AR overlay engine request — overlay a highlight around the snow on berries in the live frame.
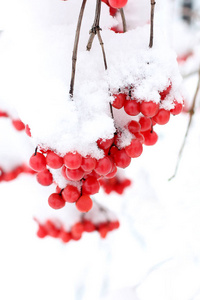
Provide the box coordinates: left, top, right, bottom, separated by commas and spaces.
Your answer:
0, 0, 184, 214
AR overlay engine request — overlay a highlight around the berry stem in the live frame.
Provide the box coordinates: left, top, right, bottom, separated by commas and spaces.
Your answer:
86, 0, 101, 51
169, 67, 200, 181
86, 0, 107, 70
119, 8, 127, 33
69, 0, 87, 98
86, 0, 113, 118
97, 30, 107, 70
34, 146, 38, 156
149, 0, 156, 48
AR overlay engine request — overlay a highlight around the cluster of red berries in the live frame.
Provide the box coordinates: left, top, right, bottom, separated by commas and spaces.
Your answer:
28, 83, 183, 213
100, 175, 131, 194
0, 110, 25, 132
111, 83, 183, 145
36, 218, 120, 242
0, 164, 35, 183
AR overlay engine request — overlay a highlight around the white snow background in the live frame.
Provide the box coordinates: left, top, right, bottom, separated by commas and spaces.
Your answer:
0, 0, 200, 300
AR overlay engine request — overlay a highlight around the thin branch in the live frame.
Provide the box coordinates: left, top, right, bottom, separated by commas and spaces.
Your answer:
69, 0, 87, 98
86, 0, 101, 51
119, 8, 127, 33
97, 30, 107, 70
169, 67, 200, 181
86, 0, 113, 119
149, 0, 156, 48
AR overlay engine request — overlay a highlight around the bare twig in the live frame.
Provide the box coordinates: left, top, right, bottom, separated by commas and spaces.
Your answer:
86, 0, 113, 119
119, 8, 127, 33
69, 0, 87, 98
86, 0, 101, 51
97, 30, 107, 70
169, 67, 200, 181
149, 0, 156, 48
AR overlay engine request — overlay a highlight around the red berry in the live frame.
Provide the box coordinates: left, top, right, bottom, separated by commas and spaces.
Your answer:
109, 7, 118, 16
37, 224, 48, 238
134, 132, 145, 143
87, 170, 101, 180
82, 177, 100, 195
64, 152, 82, 169
0, 111, 8, 117
140, 101, 159, 117
45, 220, 60, 238
112, 149, 131, 168
66, 167, 85, 181
62, 185, 80, 203
170, 101, 183, 115
81, 156, 97, 172
46, 151, 63, 169
97, 137, 114, 150
153, 109, 170, 125
36, 169, 53, 186
105, 164, 117, 178
125, 139, 143, 158
59, 231, 71, 243
29, 152, 46, 171
71, 222, 84, 239
124, 99, 140, 116
61, 165, 71, 180
95, 157, 113, 175
160, 83, 172, 100
25, 124, 31, 137
101, 0, 109, 5
139, 116, 152, 132
108, 0, 128, 8
143, 130, 158, 146
82, 220, 96, 232
108, 220, 120, 230
109, 145, 119, 156
76, 195, 93, 212
12, 119, 25, 131
110, 27, 123, 34
127, 120, 141, 134
56, 186, 62, 193
112, 93, 126, 109
98, 223, 109, 238
48, 193, 65, 209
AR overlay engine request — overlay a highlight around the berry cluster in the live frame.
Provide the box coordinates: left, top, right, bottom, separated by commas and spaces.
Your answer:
111, 83, 183, 145
100, 175, 131, 194
36, 218, 120, 242
28, 81, 183, 213
0, 164, 35, 183
0, 109, 25, 132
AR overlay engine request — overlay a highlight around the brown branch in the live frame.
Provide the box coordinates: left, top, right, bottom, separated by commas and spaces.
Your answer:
97, 30, 107, 70
86, 0, 101, 51
149, 0, 156, 48
169, 67, 200, 181
69, 0, 87, 98
86, 0, 113, 120
119, 8, 127, 33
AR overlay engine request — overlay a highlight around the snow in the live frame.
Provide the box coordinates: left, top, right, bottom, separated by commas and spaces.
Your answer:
1, 0, 200, 300
0, 0, 183, 158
